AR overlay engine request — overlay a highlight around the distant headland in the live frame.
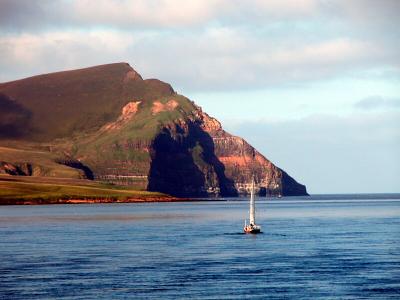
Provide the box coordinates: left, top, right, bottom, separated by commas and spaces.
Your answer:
0, 63, 307, 204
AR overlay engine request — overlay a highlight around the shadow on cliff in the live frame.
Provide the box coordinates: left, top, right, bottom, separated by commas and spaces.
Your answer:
188, 123, 237, 197
280, 170, 308, 196
55, 159, 94, 180
147, 122, 237, 197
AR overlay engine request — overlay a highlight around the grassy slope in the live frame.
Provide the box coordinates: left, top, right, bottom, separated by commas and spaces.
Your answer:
0, 146, 83, 178
0, 63, 134, 141
0, 175, 175, 204
69, 94, 198, 176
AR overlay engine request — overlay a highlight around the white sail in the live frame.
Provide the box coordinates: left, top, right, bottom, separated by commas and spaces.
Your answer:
249, 177, 255, 225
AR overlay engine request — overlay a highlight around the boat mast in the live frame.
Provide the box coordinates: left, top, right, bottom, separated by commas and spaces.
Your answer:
250, 176, 255, 225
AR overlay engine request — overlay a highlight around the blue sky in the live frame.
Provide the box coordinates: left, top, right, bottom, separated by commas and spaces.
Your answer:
0, 0, 399, 193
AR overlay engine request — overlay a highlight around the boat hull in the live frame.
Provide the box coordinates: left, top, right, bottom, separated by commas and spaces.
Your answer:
244, 225, 261, 234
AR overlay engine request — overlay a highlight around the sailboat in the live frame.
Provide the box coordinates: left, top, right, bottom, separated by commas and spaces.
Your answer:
243, 177, 261, 234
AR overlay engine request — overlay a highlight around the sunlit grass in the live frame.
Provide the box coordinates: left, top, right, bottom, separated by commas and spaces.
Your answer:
0, 175, 169, 204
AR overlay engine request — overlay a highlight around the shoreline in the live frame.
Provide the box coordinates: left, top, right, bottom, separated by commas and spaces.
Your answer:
0, 196, 195, 205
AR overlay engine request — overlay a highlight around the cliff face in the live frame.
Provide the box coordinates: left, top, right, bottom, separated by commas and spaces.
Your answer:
0, 63, 308, 197
145, 106, 307, 197
191, 108, 307, 196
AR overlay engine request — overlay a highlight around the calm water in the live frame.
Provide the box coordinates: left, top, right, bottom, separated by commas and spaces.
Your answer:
1, 194, 400, 299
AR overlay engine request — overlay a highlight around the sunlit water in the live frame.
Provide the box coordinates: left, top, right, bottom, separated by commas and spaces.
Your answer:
1, 194, 400, 299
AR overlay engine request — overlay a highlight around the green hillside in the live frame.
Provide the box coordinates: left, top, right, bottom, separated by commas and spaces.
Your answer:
0, 63, 177, 141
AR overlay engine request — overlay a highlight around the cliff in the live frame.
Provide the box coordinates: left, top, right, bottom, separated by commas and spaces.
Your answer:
0, 63, 308, 197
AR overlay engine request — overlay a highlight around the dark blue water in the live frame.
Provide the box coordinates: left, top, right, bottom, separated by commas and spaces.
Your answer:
1, 194, 400, 299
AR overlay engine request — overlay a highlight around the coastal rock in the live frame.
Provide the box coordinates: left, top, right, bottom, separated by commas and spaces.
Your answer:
0, 63, 308, 197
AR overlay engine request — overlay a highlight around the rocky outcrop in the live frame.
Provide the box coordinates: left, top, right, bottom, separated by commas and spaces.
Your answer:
151, 99, 179, 114
0, 161, 34, 176
101, 101, 141, 131
146, 105, 307, 197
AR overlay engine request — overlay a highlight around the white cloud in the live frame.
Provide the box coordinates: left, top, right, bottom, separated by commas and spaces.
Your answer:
355, 96, 400, 110
0, 26, 397, 90
0, 0, 321, 29
0, 30, 137, 81
0, 0, 399, 89
1, 0, 399, 36
334, 0, 400, 26
70, 0, 223, 28
130, 32, 395, 90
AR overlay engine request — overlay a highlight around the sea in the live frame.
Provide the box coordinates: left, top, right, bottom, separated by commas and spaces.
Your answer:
1, 194, 399, 299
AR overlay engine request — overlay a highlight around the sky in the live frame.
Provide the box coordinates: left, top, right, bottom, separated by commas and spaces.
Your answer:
0, 0, 399, 194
